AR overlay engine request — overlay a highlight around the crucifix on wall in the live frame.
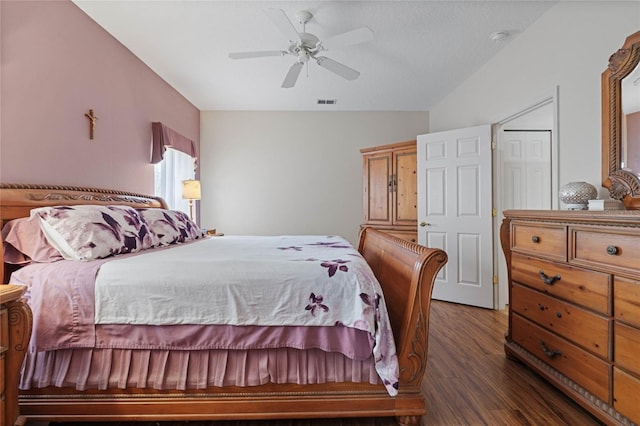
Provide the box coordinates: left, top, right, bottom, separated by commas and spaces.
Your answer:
84, 109, 98, 140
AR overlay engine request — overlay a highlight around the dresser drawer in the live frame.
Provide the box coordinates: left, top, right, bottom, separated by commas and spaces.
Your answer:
614, 367, 640, 422
615, 276, 640, 328
511, 253, 610, 314
512, 313, 611, 402
511, 221, 566, 261
614, 321, 640, 375
571, 226, 640, 275
512, 284, 610, 359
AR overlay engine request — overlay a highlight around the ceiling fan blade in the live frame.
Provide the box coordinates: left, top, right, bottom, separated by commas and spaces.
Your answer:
229, 50, 287, 59
282, 62, 304, 88
315, 56, 360, 81
265, 8, 301, 43
319, 27, 374, 50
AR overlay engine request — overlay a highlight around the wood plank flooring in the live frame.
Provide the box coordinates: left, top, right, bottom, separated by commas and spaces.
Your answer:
28, 301, 602, 426
420, 301, 601, 425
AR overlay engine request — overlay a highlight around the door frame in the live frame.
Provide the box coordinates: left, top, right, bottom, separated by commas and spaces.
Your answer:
492, 87, 559, 309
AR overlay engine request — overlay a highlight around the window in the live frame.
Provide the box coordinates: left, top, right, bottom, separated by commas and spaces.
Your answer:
154, 147, 196, 216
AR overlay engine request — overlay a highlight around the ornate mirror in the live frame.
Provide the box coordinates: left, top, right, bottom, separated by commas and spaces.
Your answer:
603, 31, 640, 209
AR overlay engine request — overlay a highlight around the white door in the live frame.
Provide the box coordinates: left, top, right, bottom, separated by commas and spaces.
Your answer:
417, 125, 493, 309
500, 130, 552, 210
495, 129, 553, 308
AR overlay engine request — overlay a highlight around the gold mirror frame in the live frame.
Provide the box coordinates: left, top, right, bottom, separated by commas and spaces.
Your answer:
602, 31, 640, 209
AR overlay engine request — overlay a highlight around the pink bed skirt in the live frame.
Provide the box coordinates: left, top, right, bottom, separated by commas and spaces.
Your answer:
20, 347, 381, 391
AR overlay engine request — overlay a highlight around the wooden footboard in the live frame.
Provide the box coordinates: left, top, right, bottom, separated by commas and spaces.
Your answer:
0, 184, 447, 425
358, 227, 448, 390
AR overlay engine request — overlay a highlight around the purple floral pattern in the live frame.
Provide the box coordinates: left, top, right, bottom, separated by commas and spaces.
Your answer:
305, 293, 329, 316
137, 208, 201, 246
268, 236, 399, 394
360, 293, 381, 322
320, 259, 350, 277
306, 241, 352, 249
32, 205, 153, 261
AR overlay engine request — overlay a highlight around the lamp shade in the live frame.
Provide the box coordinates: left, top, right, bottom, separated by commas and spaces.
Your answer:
182, 180, 201, 200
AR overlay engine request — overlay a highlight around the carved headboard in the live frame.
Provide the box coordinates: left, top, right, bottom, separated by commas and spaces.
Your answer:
0, 183, 167, 283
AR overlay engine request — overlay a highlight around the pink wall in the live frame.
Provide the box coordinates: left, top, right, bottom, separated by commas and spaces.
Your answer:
0, 1, 200, 195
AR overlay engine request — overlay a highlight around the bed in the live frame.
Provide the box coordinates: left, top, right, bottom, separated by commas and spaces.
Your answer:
0, 183, 447, 426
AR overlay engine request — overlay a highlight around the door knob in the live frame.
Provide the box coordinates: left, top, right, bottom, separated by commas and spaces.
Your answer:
419, 221, 430, 227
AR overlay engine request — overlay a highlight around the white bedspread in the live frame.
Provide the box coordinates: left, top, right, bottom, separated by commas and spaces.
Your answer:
94, 235, 400, 395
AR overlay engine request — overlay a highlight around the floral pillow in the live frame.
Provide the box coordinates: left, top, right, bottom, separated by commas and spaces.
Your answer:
31, 205, 153, 261
137, 208, 202, 246
1, 216, 64, 264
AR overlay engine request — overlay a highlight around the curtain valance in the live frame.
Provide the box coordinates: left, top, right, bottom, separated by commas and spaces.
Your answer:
151, 122, 197, 164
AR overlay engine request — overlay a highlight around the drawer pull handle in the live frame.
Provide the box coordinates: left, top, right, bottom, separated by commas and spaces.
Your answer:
556, 311, 562, 318
606, 245, 619, 255
531, 235, 540, 243
540, 340, 562, 358
539, 271, 561, 286
538, 303, 546, 311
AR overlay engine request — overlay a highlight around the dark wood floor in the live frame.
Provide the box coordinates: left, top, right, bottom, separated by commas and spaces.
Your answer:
28, 301, 602, 426
420, 301, 601, 425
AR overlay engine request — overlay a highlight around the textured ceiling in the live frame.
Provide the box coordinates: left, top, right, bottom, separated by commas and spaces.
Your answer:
73, 1, 556, 111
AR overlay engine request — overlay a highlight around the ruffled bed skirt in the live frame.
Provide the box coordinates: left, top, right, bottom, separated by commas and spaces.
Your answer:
20, 347, 381, 391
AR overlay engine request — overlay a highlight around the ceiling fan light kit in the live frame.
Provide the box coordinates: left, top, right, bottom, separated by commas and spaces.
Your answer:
229, 8, 373, 88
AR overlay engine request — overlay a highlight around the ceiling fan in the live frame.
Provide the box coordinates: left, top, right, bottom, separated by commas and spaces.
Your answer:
229, 9, 374, 88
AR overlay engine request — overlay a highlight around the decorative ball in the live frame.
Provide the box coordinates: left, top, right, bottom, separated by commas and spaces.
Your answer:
559, 181, 598, 210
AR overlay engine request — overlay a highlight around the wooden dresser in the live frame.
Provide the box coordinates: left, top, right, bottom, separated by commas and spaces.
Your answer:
361, 140, 417, 242
0, 285, 32, 426
500, 210, 640, 425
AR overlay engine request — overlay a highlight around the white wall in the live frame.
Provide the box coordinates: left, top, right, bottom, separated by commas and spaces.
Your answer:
200, 111, 428, 244
429, 1, 639, 195
502, 102, 553, 130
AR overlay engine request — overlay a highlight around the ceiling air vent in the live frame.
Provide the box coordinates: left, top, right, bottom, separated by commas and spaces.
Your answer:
317, 99, 337, 105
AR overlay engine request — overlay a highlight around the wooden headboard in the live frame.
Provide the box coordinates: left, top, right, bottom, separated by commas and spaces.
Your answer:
0, 183, 167, 283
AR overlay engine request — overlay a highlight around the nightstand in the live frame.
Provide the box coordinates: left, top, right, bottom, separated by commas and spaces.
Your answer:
1, 285, 32, 426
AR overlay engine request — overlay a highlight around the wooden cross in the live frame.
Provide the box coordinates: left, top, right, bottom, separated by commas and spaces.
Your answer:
84, 109, 98, 140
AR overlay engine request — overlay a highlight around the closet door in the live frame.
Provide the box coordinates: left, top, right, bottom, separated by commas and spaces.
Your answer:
393, 148, 418, 226
363, 151, 393, 226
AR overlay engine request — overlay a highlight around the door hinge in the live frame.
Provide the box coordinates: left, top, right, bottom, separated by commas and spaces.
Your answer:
492, 208, 497, 217
491, 140, 497, 150
493, 275, 499, 285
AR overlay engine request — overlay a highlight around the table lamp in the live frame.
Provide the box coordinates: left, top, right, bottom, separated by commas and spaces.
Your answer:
182, 179, 201, 220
